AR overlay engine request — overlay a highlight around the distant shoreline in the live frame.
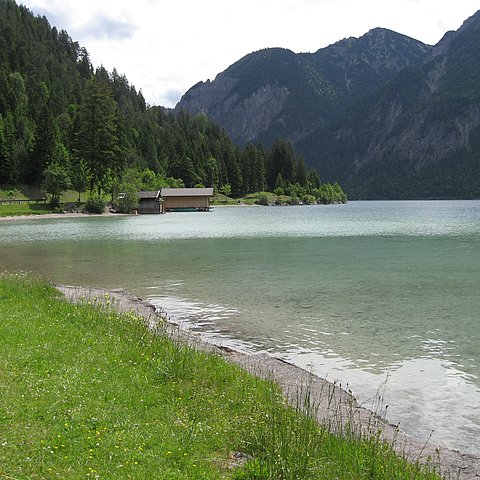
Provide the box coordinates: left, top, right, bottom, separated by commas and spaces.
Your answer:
0, 211, 130, 221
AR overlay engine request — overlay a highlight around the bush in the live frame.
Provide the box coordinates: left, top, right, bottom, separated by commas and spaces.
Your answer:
256, 192, 270, 206
289, 192, 300, 205
115, 191, 139, 213
83, 193, 106, 213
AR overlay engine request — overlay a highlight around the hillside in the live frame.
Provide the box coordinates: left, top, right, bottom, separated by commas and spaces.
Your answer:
176, 12, 480, 199
176, 29, 430, 147
299, 11, 480, 199
0, 0, 346, 202
0, 0, 239, 191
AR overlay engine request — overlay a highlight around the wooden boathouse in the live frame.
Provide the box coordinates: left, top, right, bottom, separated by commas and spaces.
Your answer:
137, 191, 162, 214
160, 187, 213, 213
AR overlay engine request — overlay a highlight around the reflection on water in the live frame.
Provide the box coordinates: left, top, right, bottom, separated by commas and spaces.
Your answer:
0, 201, 479, 454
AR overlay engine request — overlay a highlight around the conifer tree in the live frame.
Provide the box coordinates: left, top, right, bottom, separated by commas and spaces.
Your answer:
75, 74, 123, 193
27, 103, 56, 183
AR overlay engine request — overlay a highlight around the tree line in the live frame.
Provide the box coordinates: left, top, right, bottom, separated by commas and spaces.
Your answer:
0, 0, 346, 207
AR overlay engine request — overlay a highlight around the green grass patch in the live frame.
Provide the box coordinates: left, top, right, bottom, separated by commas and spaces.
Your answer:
213, 192, 290, 206
0, 184, 44, 201
0, 203, 58, 217
0, 273, 443, 479
0, 184, 86, 204
212, 193, 239, 205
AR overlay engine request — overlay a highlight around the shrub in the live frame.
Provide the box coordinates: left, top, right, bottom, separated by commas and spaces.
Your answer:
289, 192, 300, 205
302, 194, 317, 205
83, 193, 106, 213
256, 192, 270, 206
115, 190, 139, 213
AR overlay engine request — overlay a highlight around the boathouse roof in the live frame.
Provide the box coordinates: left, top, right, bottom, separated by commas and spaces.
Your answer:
137, 191, 161, 199
161, 188, 214, 197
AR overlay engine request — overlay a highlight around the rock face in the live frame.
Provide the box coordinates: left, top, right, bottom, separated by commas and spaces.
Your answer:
180, 75, 289, 147
176, 30, 430, 147
176, 10, 480, 199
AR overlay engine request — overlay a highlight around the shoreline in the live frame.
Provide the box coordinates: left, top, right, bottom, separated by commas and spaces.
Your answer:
0, 211, 131, 221
58, 284, 480, 480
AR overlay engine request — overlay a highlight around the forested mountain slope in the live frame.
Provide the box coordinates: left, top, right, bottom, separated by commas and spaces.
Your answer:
0, 0, 240, 192
0, 0, 343, 202
299, 10, 480, 199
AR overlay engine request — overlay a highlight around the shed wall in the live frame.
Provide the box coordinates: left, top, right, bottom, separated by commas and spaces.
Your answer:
163, 196, 210, 211
139, 199, 161, 213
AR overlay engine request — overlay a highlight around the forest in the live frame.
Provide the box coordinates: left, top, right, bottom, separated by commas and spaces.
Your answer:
0, 0, 346, 208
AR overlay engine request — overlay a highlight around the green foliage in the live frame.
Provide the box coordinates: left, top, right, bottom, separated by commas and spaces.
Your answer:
69, 157, 91, 203
113, 169, 142, 213
83, 192, 106, 214
219, 183, 232, 197
314, 182, 347, 204
75, 75, 124, 192
268, 139, 295, 190
273, 186, 284, 201
141, 168, 156, 189
41, 160, 71, 207
116, 191, 139, 213
256, 192, 270, 206
302, 194, 316, 205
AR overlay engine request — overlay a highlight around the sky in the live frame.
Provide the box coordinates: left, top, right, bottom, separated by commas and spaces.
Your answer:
19, 0, 480, 108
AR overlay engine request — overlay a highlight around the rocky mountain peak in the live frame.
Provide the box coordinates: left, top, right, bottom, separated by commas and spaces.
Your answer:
176, 27, 429, 146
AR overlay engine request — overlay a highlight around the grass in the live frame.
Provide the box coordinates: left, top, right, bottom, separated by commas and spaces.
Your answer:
0, 184, 46, 201
0, 184, 83, 202
212, 192, 290, 206
0, 273, 444, 479
0, 184, 92, 217
0, 203, 59, 217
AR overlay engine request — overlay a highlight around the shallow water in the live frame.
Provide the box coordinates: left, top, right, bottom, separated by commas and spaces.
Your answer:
1, 201, 479, 454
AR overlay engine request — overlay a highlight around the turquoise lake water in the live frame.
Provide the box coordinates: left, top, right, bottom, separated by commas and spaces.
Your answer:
1, 201, 479, 454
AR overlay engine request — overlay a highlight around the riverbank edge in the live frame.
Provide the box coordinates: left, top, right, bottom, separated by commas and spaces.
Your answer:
57, 284, 479, 480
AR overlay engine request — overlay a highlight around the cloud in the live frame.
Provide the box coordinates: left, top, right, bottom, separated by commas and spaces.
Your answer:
19, 0, 480, 109
161, 88, 187, 108
20, 3, 72, 32
77, 13, 138, 41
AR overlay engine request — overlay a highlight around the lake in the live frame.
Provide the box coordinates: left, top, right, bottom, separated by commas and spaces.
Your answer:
1, 201, 479, 455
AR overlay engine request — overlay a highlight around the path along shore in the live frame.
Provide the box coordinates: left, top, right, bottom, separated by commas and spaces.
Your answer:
57, 285, 480, 480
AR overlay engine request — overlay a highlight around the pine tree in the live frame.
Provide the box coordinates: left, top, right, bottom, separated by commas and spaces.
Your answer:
0, 112, 20, 184
268, 139, 295, 190
0, 114, 7, 184
26, 102, 56, 183
295, 155, 308, 187
75, 74, 123, 193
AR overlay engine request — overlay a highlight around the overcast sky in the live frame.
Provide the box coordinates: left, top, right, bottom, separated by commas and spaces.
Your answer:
19, 0, 480, 108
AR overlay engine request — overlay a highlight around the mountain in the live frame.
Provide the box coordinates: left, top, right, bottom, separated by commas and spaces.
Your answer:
176, 12, 480, 199
176, 29, 430, 147
299, 11, 480, 199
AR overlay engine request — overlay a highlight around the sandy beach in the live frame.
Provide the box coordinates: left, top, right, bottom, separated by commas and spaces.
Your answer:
57, 284, 480, 480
